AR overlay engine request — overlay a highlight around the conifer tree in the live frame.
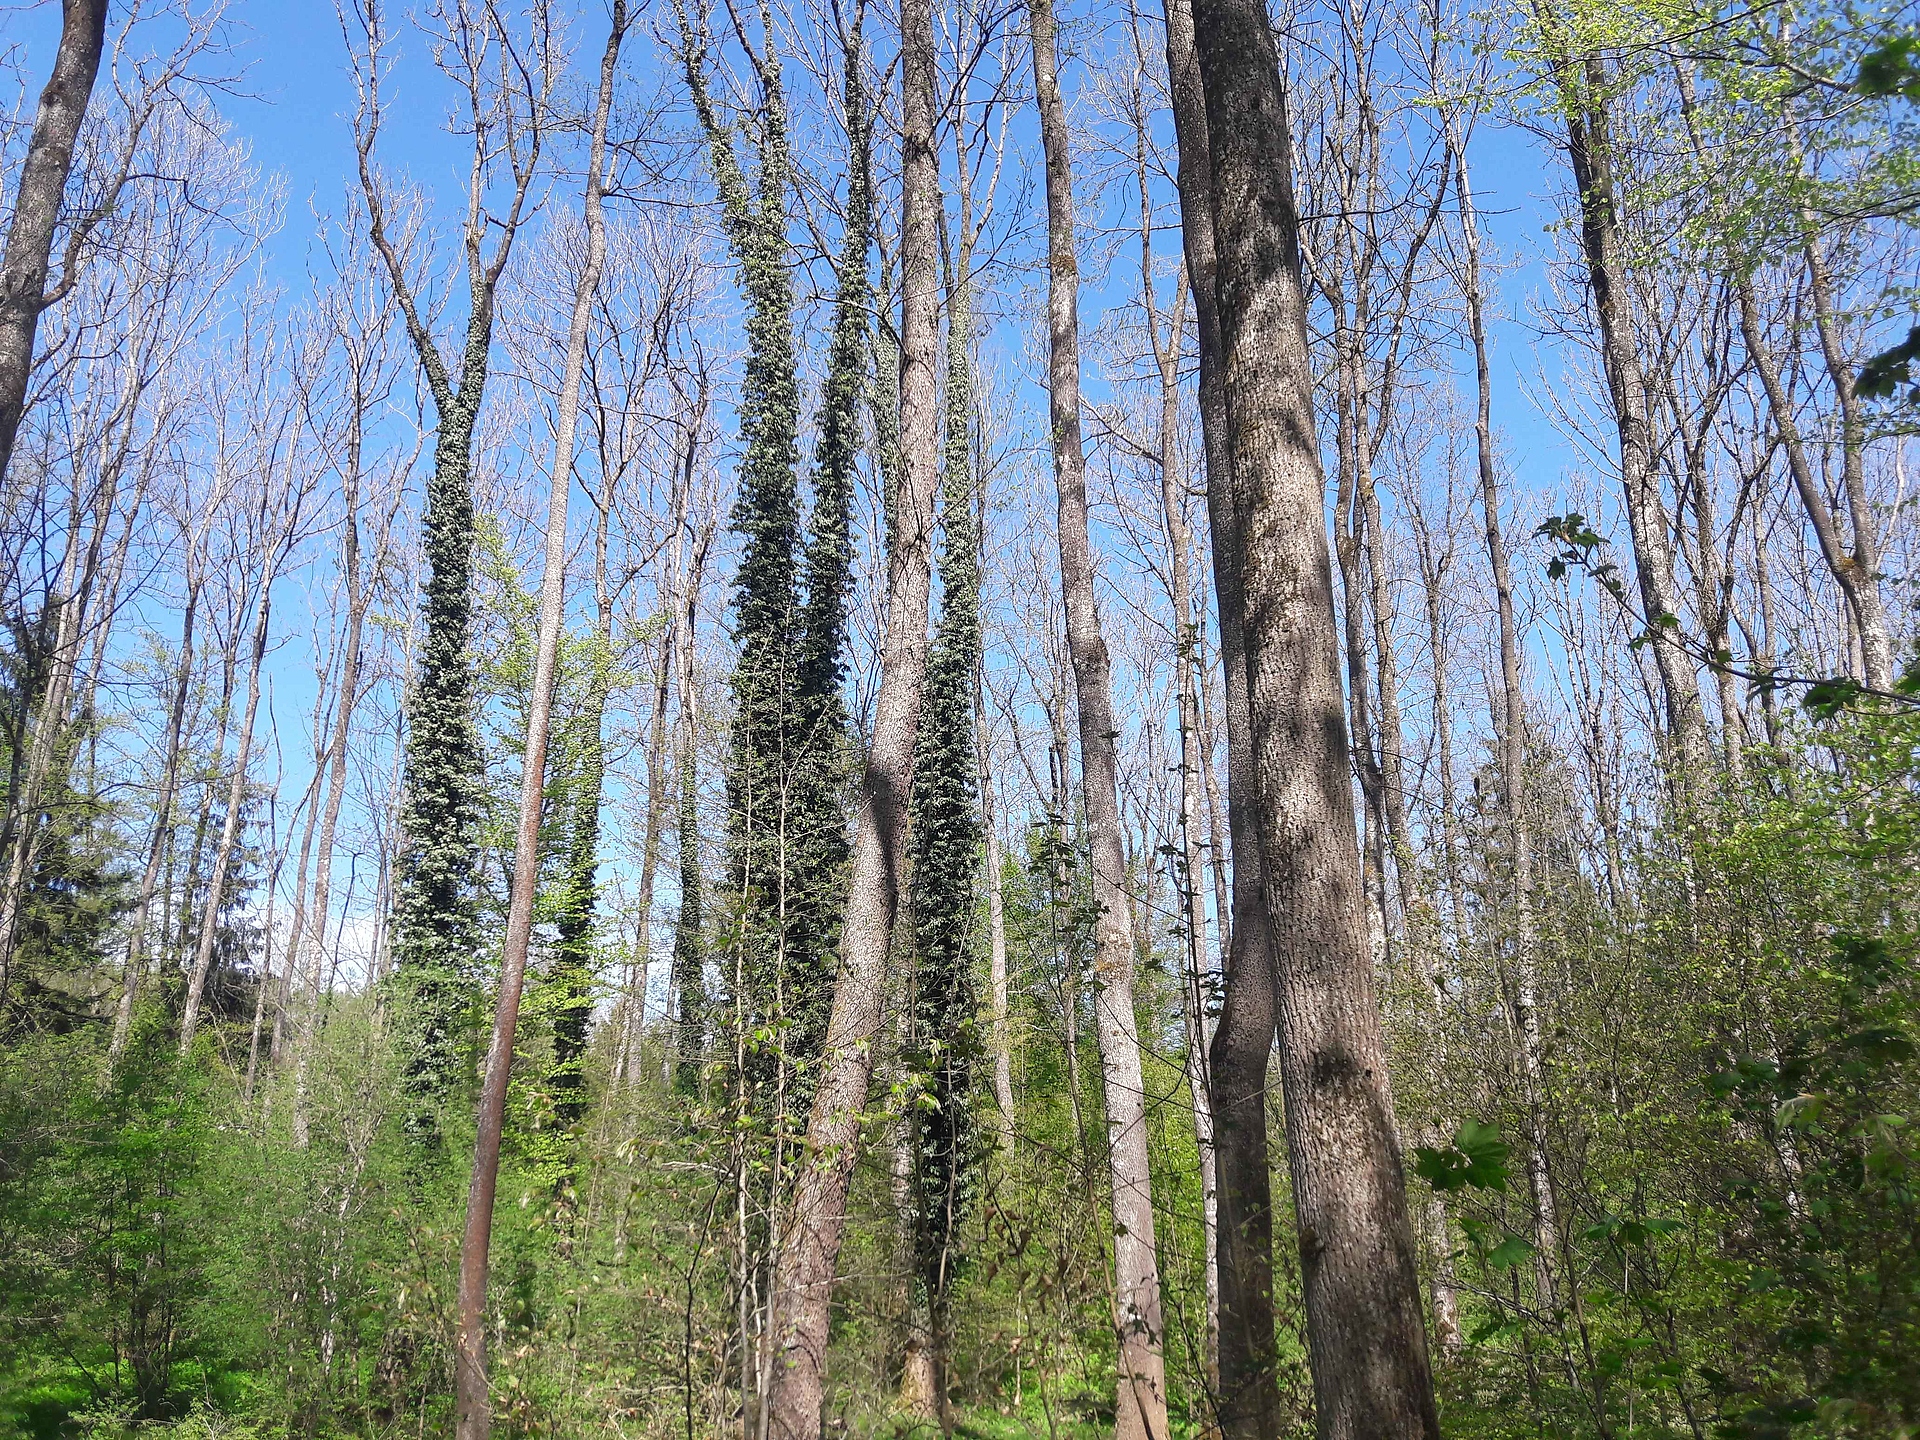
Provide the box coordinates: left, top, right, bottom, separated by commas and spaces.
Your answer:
905, 272, 984, 1395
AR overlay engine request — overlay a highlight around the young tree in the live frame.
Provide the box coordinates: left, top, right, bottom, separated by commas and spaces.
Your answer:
451, 8, 624, 1435
1028, 0, 1168, 1430
1187, 0, 1440, 1434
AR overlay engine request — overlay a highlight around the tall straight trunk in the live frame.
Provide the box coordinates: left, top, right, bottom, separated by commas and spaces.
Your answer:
1540, 36, 1708, 775
0, 0, 109, 492
1163, 1, 1283, 1433
1448, 121, 1535, 994
1187, 1, 1440, 1436
453, 14, 623, 1439
1448, 113, 1562, 1302
761, 1, 942, 1426
1028, 3, 1168, 1433
109, 566, 202, 1064
1143, 161, 1220, 1389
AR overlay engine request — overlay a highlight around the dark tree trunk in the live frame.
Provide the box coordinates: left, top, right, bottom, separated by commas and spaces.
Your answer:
1186, 1, 1440, 1435
1163, 1, 1283, 1433
0, 0, 109, 492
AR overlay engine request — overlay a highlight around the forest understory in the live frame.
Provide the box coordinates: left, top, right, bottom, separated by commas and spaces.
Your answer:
1, 0, 1917, 1437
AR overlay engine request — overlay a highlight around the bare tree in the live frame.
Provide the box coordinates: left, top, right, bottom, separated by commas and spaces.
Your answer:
1028, 0, 1168, 1432
453, 8, 626, 1436
179, 318, 318, 1050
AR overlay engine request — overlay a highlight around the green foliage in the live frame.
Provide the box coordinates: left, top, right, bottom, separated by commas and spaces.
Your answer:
1859, 34, 1920, 103
1414, 1120, 1512, 1193
1417, 710, 1920, 1440
389, 402, 489, 1138
903, 272, 987, 1340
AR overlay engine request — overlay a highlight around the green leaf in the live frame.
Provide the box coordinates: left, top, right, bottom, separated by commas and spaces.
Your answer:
1487, 1234, 1535, 1271
1859, 35, 1920, 102
1412, 1119, 1512, 1192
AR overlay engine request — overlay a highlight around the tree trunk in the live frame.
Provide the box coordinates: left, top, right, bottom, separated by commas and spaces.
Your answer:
452, 14, 622, 1440
1541, 37, 1708, 775
760, 0, 941, 1425
1028, 2, 1169, 1432
0, 0, 109, 492
1187, 1, 1440, 1435
1163, 1, 1283, 1432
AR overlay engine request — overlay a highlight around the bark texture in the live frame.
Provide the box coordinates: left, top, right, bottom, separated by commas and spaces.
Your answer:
1187, 0, 1440, 1434
761, 4, 941, 1430
1163, 0, 1283, 1432
0, 0, 109, 493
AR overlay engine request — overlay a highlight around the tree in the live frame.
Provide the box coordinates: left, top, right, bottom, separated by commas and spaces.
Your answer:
1186, 0, 1440, 1433
351, 0, 557, 1132
762, 0, 944, 1423
1028, 0, 1169, 1429
1161, 1, 1286, 1429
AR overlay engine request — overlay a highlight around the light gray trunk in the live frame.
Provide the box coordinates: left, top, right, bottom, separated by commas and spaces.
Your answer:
761, 2, 942, 1428
1028, 1, 1168, 1430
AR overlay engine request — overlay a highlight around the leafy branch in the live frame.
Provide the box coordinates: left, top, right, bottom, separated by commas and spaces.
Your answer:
1537, 513, 1920, 718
